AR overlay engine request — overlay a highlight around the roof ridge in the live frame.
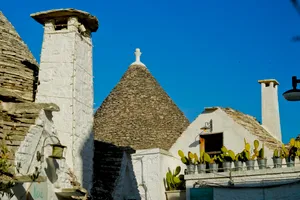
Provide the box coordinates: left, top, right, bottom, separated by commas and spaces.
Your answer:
221, 107, 282, 149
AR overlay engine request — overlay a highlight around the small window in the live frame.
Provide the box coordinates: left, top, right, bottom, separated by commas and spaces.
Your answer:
200, 133, 223, 156
54, 18, 68, 31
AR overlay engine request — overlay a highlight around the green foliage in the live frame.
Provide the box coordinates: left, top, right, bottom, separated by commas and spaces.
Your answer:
178, 150, 189, 165
178, 150, 198, 165
0, 140, 13, 176
0, 139, 15, 197
273, 149, 284, 159
164, 166, 185, 191
258, 143, 265, 159
220, 146, 235, 162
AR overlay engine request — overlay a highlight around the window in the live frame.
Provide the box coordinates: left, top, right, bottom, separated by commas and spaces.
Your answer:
200, 132, 223, 156
54, 18, 68, 31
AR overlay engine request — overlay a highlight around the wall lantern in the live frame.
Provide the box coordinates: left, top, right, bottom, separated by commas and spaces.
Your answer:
40, 135, 66, 160
283, 76, 300, 101
200, 119, 213, 133
49, 143, 66, 159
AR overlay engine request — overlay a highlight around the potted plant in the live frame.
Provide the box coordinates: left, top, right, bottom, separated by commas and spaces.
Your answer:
219, 146, 235, 172
283, 138, 298, 167
195, 152, 206, 174
204, 153, 220, 173
256, 141, 267, 169
178, 150, 196, 174
164, 166, 186, 200
233, 153, 244, 171
295, 140, 300, 161
242, 139, 256, 170
272, 148, 283, 168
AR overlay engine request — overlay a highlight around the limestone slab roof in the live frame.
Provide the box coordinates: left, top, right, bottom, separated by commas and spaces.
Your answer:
0, 102, 59, 174
93, 63, 190, 151
31, 8, 99, 32
0, 11, 39, 102
220, 107, 282, 149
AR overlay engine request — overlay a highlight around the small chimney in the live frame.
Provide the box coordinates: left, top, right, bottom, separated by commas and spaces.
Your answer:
258, 79, 282, 141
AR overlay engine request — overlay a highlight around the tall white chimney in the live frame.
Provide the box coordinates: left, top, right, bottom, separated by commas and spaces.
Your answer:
258, 79, 282, 141
31, 9, 99, 191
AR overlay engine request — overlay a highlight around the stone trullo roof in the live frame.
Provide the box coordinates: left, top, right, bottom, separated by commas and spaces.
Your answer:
94, 48, 190, 150
0, 11, 58, 182
0, 11, 39, 102
204, 107, 282, 149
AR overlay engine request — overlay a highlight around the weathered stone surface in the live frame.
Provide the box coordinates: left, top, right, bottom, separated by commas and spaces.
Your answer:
91, 141, 135, 199
31, 8, 99, 32
0, 11, 39, 102
221, 107, 282, 149
94, 64, 190, 150
0, 101, 60, 172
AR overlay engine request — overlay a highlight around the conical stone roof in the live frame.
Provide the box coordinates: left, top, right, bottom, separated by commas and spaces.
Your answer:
94, 49, 190, 150
0, 11, 39, 102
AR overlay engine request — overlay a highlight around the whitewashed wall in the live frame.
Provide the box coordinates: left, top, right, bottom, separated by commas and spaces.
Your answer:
160, 150, 184, 200
132, 148, 182, 200
36, 16, 94, 191
169, 108, 275, 168
114, 153, 141, 200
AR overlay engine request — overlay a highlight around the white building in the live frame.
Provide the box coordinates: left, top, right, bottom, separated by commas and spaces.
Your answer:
0, 8, 99, 200
1, 7, 296, 200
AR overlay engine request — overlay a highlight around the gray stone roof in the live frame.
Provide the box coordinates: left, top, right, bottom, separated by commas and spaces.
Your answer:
93, 64, 190, 151
220, 107, 282, 149
91, 141, 135, 199
31, 8, 99, 32
0, 11, 39, 102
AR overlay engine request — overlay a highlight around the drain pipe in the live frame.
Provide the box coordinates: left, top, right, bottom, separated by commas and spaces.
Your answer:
133, 156, 147, 200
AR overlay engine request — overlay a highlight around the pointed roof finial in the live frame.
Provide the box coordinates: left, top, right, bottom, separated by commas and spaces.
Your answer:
130, 48, 146, 67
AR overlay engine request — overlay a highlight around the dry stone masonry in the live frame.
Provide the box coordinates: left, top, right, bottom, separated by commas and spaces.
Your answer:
0, 12, 39, 102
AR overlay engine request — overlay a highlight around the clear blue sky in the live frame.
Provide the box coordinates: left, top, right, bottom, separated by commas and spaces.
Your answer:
2, 0, 300, 143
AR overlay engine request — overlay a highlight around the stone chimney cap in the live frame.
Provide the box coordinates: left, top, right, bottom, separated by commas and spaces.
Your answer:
258, 79, 279, 86
130, 48, 146, 67
30, 8, 99, 32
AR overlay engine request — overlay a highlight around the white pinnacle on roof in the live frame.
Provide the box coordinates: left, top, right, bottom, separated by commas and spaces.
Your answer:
130, 48, 146, 67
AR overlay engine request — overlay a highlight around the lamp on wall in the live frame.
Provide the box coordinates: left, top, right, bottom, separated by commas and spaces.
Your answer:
38, 135, 66, 160
283, 76, 300, 101
200, 119, 213, 133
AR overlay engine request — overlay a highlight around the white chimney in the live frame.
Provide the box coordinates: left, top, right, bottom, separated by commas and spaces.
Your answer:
258, 79, 282, 141
31, 9, 99, 191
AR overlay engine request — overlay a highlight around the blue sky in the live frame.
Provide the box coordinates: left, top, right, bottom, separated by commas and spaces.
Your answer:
2, 0, 300, 143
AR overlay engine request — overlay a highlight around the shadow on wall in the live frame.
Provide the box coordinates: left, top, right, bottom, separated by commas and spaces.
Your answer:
90, 140, 140, 200
80, 128, 95, 193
